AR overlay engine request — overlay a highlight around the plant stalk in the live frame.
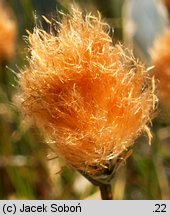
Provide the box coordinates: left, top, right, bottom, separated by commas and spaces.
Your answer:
99, 184, 113, 200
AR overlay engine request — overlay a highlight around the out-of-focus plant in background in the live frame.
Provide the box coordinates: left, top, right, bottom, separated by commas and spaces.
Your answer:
0, 0, 170, 200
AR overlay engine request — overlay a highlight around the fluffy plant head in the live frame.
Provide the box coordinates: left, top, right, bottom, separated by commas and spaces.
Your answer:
0, 0, 17, 62
17, 6, 156, 176
151, 29, 170, 110
164, 0, 170, 9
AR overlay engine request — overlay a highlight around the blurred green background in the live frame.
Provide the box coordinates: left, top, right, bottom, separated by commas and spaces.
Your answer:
0, 0, 170, 200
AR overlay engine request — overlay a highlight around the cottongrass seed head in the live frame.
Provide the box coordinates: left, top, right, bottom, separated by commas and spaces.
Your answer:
0, 0, 17, 62
151, 29, 170, 110
17, 6, 156, 176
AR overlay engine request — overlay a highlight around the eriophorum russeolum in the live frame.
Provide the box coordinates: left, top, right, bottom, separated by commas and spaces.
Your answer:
0, 0, 17, 62
16, 5, 156, 177
151, 29, 170, 111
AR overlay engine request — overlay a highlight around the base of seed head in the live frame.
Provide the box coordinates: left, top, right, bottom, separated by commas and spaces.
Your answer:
79, 148, 132, 186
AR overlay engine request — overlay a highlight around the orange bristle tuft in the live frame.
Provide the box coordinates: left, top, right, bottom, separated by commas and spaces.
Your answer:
17, 6, 156, 175
0, 1, 17, 62
151, 29, 170, 110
